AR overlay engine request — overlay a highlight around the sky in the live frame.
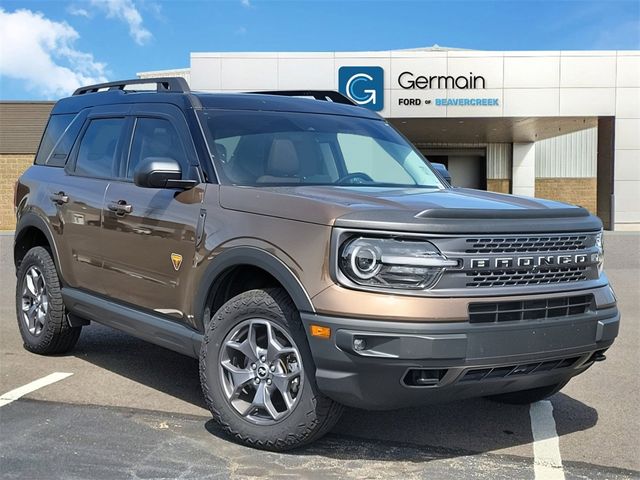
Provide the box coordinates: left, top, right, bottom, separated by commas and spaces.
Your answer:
0, 0, 639, 100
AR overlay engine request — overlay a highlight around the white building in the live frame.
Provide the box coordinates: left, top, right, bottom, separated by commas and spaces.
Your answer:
140, 46, 640, 230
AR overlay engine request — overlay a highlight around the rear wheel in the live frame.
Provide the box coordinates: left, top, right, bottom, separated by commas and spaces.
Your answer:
15, 246, 81, 355
199, 288, 343, 450
487, 381, 568, 405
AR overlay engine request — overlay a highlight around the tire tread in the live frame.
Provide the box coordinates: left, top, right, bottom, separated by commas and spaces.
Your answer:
16, 246, 81, 355
199, 288, 343, 451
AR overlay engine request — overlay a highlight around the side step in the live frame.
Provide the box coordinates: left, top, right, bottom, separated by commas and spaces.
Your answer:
62, 288, 203, 358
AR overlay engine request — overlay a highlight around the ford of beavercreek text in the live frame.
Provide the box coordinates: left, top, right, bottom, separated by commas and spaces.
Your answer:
13, 78, 619, 450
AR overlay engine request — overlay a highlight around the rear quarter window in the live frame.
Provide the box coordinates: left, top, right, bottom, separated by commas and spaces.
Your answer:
34, 114, 76, 166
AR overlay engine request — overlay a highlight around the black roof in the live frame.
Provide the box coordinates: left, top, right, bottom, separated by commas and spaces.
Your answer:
52, 78, 381, 120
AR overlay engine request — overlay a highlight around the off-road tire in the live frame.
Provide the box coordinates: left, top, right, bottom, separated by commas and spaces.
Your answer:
199, 288, 343, 451
15, 246, 81, 354
487, 381, 568, 405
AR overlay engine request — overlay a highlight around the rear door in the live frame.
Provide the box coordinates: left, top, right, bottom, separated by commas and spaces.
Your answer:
100, 104, 205, 322
49, 107, 128, 293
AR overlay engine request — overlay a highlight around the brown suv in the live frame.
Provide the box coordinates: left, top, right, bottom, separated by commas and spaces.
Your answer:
14, 78, 619, 450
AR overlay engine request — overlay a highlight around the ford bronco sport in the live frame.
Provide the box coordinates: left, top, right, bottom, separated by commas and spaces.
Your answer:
14, 78, 619, 450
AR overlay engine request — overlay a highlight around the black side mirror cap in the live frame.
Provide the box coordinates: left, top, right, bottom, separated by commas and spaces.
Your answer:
133, 157, 197, 189
431, 162, 452, 185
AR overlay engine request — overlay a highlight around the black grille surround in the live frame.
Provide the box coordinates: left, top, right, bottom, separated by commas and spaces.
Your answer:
468, 294, 594, 323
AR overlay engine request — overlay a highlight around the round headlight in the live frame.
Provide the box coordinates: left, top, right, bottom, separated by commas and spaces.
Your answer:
350, 245, 381, 279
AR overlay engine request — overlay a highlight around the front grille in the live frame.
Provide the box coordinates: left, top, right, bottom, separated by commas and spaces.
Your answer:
426, 232, 600, 293
465, 266, 589, 288
468, 294, 593, 323
459, 356, 582, 382
465, 235, 589, 254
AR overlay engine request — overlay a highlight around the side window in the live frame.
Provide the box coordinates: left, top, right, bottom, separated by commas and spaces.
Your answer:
35, 114, 75, 165
74, 118, 125, 179
127, 117, 187, 179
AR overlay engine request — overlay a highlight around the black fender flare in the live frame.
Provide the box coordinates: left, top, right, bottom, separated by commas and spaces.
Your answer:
194, 246, 315, 331
14, 213, 64, 279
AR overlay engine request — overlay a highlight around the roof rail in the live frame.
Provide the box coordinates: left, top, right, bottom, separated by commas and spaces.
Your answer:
73, 77, 190, 96
249, 90, 356, 106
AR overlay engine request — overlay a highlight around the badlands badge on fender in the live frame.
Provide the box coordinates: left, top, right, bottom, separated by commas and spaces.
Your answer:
170, 253, 183, 271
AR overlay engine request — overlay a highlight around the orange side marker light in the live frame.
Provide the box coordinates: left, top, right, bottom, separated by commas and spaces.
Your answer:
310, 324, 331, 339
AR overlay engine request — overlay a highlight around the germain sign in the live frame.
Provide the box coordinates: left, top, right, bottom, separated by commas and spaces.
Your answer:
398, 71, 486, 90
338, 66, 500, 109
395, 69, 499, 108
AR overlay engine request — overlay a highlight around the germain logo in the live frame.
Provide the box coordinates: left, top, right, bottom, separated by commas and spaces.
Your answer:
398, 71, 486, 90
338, 66, 384, 111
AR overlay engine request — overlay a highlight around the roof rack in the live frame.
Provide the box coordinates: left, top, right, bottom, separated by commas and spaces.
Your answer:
73, 77, 190, 96
249, 90, 356, 106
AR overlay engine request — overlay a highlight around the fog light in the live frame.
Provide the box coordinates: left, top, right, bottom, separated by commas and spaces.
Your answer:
353, 337, 367, 351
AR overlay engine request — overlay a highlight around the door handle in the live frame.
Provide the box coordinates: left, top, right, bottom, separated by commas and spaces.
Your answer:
107, 200, 133, 215
50, 192, 69, 205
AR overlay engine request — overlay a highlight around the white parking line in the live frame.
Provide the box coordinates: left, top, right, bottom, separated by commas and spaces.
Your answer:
530, 400, 566, 480
0, 372, 73, 407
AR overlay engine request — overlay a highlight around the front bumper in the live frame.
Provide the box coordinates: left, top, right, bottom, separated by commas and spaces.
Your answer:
301, 289, 619, 410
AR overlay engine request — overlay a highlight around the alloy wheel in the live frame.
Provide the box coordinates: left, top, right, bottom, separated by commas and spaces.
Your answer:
21, 266, 48, 336
219, 319, 304, 425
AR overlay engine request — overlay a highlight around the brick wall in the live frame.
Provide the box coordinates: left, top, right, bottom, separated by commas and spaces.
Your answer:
0, 154, 34, 230
1, 102, 53, 231
487, 179, 511, 194
535, 178, 597, 214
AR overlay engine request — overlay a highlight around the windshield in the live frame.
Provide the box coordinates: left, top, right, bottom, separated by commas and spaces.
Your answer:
198, 109, 444, 189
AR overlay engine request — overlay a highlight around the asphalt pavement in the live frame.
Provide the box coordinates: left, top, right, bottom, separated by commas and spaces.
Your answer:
0, 231, 638, 479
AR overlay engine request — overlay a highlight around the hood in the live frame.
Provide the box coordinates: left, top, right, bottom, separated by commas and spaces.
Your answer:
219, 185, 602, 234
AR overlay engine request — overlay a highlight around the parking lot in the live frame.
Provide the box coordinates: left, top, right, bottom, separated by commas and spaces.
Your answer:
0, 232, 638, 479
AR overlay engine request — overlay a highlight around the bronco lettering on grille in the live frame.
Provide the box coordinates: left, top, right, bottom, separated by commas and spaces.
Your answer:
470, 254, 589, 270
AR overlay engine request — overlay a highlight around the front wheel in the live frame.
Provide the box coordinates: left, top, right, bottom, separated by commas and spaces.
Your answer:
486, 381, 568, 405
15, 246, 82, 355
199, 288, 343, 451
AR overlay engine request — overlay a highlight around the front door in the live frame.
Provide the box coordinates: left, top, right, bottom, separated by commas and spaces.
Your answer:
100, 113, 205, 322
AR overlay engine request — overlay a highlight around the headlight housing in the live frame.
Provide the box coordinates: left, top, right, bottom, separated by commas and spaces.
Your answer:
595, 229, 604, 274
338, 237, 458, 290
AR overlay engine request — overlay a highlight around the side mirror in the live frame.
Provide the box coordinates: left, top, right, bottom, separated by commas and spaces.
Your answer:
431, 162, 452, 185
133, 157, 197, 189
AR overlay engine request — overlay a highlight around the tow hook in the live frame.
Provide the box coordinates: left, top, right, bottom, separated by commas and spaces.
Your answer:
592, 351, 607, 362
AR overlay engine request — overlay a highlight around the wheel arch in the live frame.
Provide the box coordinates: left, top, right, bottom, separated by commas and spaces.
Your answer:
14, 213, 62, 277
194, 247, 315, 332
